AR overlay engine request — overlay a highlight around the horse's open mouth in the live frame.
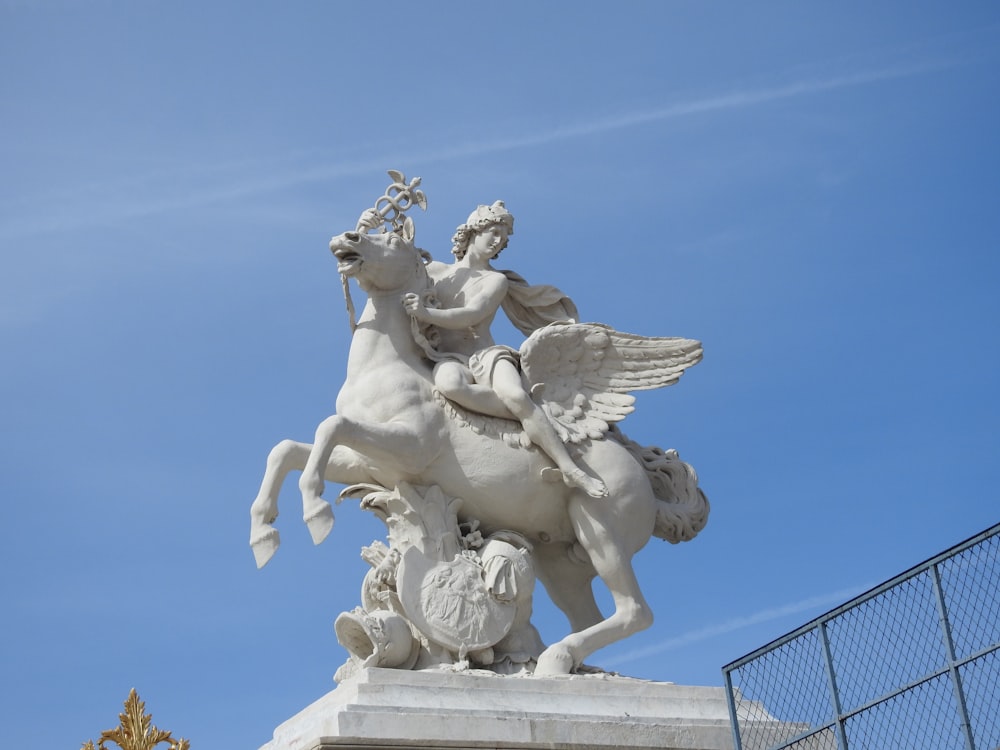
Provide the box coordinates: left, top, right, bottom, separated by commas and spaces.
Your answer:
333, 248, 362, 274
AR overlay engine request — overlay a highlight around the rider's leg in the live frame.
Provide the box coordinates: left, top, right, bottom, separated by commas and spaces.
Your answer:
490, 361, 608, 498
433, 361, 516, 419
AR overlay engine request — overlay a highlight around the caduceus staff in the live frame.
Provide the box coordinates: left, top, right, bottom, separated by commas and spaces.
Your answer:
340, 170, 428, 332
355, 170, 427, 234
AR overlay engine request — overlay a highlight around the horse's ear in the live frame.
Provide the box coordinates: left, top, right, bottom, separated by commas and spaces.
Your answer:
402, 216, 415, 242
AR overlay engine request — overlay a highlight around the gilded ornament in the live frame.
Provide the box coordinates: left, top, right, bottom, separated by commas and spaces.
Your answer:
81, 689, 189, 750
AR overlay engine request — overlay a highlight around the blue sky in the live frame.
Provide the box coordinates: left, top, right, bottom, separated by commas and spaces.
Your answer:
2, 2, 998, 747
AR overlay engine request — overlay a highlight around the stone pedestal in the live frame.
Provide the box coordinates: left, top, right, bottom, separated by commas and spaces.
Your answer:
259, 667, 740, 750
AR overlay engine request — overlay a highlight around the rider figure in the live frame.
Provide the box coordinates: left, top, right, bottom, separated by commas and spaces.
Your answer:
402, 201, 608, 498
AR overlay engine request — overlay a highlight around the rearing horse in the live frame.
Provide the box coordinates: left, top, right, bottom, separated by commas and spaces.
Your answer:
249, 225, 708, 675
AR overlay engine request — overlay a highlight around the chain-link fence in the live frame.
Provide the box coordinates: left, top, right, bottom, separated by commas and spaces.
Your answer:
723, 523, 1000, 750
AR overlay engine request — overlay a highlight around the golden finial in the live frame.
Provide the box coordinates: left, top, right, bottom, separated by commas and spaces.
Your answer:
81, 689, 189, 750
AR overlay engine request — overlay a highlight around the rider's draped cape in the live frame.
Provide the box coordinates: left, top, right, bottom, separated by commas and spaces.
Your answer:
499, 270, 579, 334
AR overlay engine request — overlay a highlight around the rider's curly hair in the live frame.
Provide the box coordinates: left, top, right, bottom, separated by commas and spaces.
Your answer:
451, 201, 514, 260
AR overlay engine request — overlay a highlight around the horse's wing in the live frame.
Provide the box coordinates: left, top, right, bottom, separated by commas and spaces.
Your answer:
521, 323, 703, 443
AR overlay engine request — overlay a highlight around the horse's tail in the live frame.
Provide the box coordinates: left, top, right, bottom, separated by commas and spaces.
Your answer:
609, 426, 710, 543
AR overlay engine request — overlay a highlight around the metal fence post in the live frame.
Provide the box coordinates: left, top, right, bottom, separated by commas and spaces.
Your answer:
819, 621, 849, 749
724, 668, 745, 750
931, 562, 977, 750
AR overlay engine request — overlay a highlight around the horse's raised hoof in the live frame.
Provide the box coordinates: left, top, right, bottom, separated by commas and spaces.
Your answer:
250, 525, 281, 569
534, 644, 576, 676
305, 501, 335, 545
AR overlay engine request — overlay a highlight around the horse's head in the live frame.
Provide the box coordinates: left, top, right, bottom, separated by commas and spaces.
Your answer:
330, 228, 427, 295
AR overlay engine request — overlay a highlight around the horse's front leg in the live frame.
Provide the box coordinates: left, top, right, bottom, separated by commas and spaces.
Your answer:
250, 439, 372, 568
299, 414, 431, 545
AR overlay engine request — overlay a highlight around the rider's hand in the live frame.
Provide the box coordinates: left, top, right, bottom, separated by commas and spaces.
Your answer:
402, 292, 428, 321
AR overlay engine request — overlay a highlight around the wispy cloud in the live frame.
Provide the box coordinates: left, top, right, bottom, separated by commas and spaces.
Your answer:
432, 59, 959, 155
603, 582, 876, 668
0, 58, 962, 242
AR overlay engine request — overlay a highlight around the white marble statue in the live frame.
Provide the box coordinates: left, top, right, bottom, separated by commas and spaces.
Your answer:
403, 200, 607, 498
249, 171, 709, 677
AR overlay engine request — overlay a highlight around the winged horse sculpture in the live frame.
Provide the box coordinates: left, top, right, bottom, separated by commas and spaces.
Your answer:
249, 175, 709, 675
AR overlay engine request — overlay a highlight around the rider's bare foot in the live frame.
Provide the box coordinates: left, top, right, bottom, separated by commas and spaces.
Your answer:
562, 468, 609, 498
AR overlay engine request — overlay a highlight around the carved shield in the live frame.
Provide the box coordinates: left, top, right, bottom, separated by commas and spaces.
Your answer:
396, 547, 516, 653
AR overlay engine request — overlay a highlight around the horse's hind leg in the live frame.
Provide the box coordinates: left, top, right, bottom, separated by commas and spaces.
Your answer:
534, 496, 653, 676
533, 543, 603, 633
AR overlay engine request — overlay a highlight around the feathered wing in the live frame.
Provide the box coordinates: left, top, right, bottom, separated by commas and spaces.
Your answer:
520, 323, 703, 443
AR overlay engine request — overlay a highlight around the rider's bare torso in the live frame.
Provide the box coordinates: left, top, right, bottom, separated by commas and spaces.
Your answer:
424, 261, 509, 358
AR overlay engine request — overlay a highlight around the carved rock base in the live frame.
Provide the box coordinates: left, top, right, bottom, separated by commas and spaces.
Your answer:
259, 667, 742, 750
